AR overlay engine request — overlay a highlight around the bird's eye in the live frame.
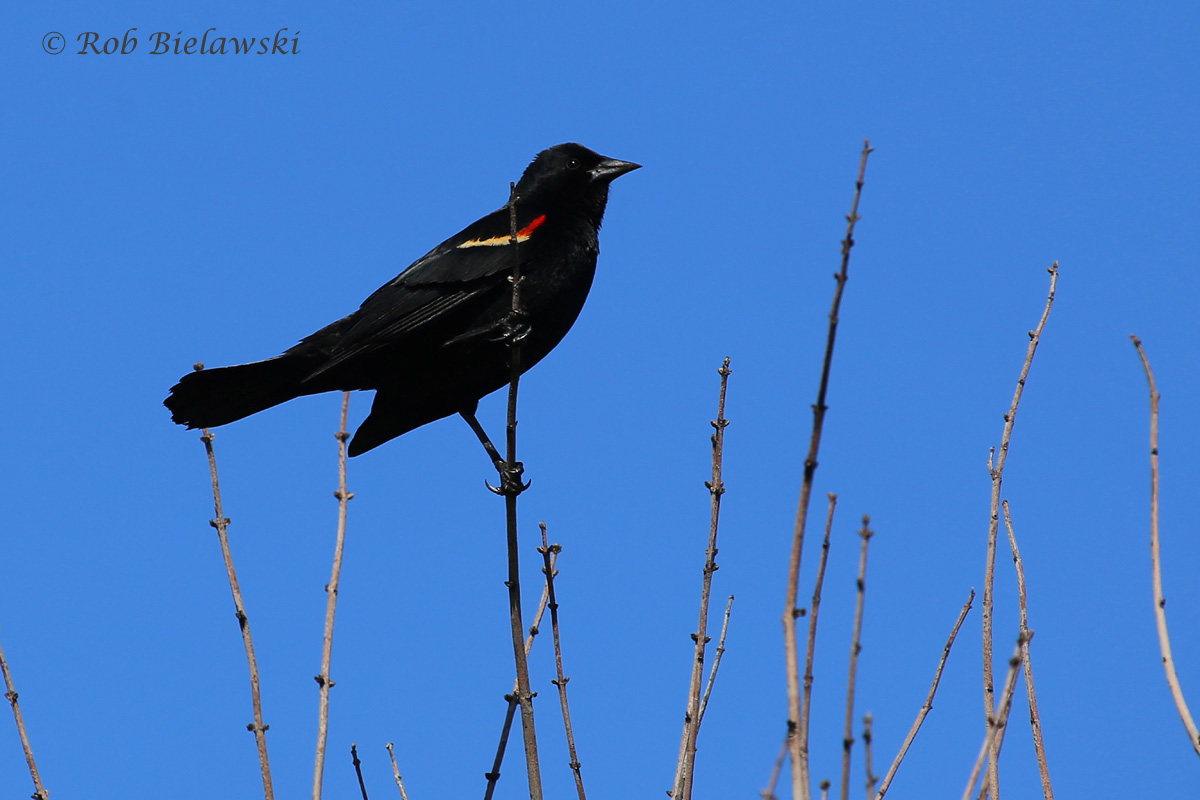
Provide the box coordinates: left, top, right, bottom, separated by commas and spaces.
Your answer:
566, 158, 581, 170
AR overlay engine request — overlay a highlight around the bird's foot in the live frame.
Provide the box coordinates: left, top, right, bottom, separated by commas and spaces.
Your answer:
487, 460, 531, 496
489, 309, 531, 346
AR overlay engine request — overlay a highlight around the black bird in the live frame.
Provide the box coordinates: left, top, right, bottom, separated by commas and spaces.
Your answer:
165, 143, 640, 456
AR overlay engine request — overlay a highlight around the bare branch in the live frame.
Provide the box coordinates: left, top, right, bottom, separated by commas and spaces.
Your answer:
198, 407, 274, 800
983, 263, 1058, 800
315, 393, 355, 800
799, 494, 837, 786
386, 742, 412, 800
1002, 501, 1055, 797
874, 589, 974, 799
0, 635, 48, 800
1131, 336, 1200, 757
760, 736, 788, 800
840, 517, 874, 800
863, 713, 877, 800
785, 140, 873, 800
674, 358, 733, 800
483, 549, 556, 800
964, 637, 1026, 800
351, 743, 369, 800
538, 524, 587, 800
699, 595, 735, 725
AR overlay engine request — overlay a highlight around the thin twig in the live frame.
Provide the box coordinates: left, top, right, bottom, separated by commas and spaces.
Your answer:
874, 589, 974, 800
483, 550, 557, 800
199, 405, 274, 800
351, 743, 369, 800
0, 635, 48, 800
785, 140, 873, 800
760, 736, 788, 800
799, 494, 837, 787
862, 713, 877, 800
315, 393, 354, 800
674, 357, 733, 800
1131, 336, 1200, 757
699, 595, 735, 725
983, 262, 1058, 800
538, 524, 587, 800
820, 779, 832, 800
975, 643, 1026, 800
840, 517, 874, 800
386, 743, 412, 800
963, 637, 1026, 800
1002, 501, 1055, 797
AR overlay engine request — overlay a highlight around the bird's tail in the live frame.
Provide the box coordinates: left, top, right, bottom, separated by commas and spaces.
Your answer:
165, 354, 322, 429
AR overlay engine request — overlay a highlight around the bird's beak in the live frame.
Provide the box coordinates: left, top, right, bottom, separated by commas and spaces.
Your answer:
590, 158, 642, 182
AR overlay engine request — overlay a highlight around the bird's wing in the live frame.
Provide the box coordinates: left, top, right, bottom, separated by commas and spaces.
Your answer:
301, 206, 541, 379
380, 206, 547, 286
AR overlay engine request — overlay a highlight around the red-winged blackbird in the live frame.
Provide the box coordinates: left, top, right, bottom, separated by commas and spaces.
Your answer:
165, 143, 640, 456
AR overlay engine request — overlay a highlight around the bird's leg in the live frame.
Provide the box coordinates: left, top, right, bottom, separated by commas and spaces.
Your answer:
459, 408, 529, 496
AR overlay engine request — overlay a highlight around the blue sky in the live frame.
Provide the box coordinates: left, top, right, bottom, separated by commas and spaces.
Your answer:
3, 1, 1199, 797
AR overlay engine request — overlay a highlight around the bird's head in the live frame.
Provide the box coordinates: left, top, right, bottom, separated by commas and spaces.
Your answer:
515, 143, 640, 224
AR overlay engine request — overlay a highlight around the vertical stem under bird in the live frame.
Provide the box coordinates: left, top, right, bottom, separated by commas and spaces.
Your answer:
501, 183, 543, 799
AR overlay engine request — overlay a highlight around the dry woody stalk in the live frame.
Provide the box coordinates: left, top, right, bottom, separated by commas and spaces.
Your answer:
962, 637, 1026, 800
674, 357, 734, 800
874, 590, 974, 800
482, 548, 557, 800
798, 494, 837, 790
1001, 501, 1054, 797
351, 743, 369, 800
760, 736, 789, 800
199, 408, 275, 800
314, 392, 355, 800
840, 517, 874, 800
863, 713, 877, 800
981, 262, 1058, 800
1131, 336, 1200, 757
538, 524, 587, 800
0, 635, 48, 800
784, 140, 873, 800
386, 742, 412, 800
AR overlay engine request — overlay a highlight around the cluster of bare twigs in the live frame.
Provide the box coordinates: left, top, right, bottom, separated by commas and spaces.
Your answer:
11, 147, 1200, 800
768, 150, 1073, 800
